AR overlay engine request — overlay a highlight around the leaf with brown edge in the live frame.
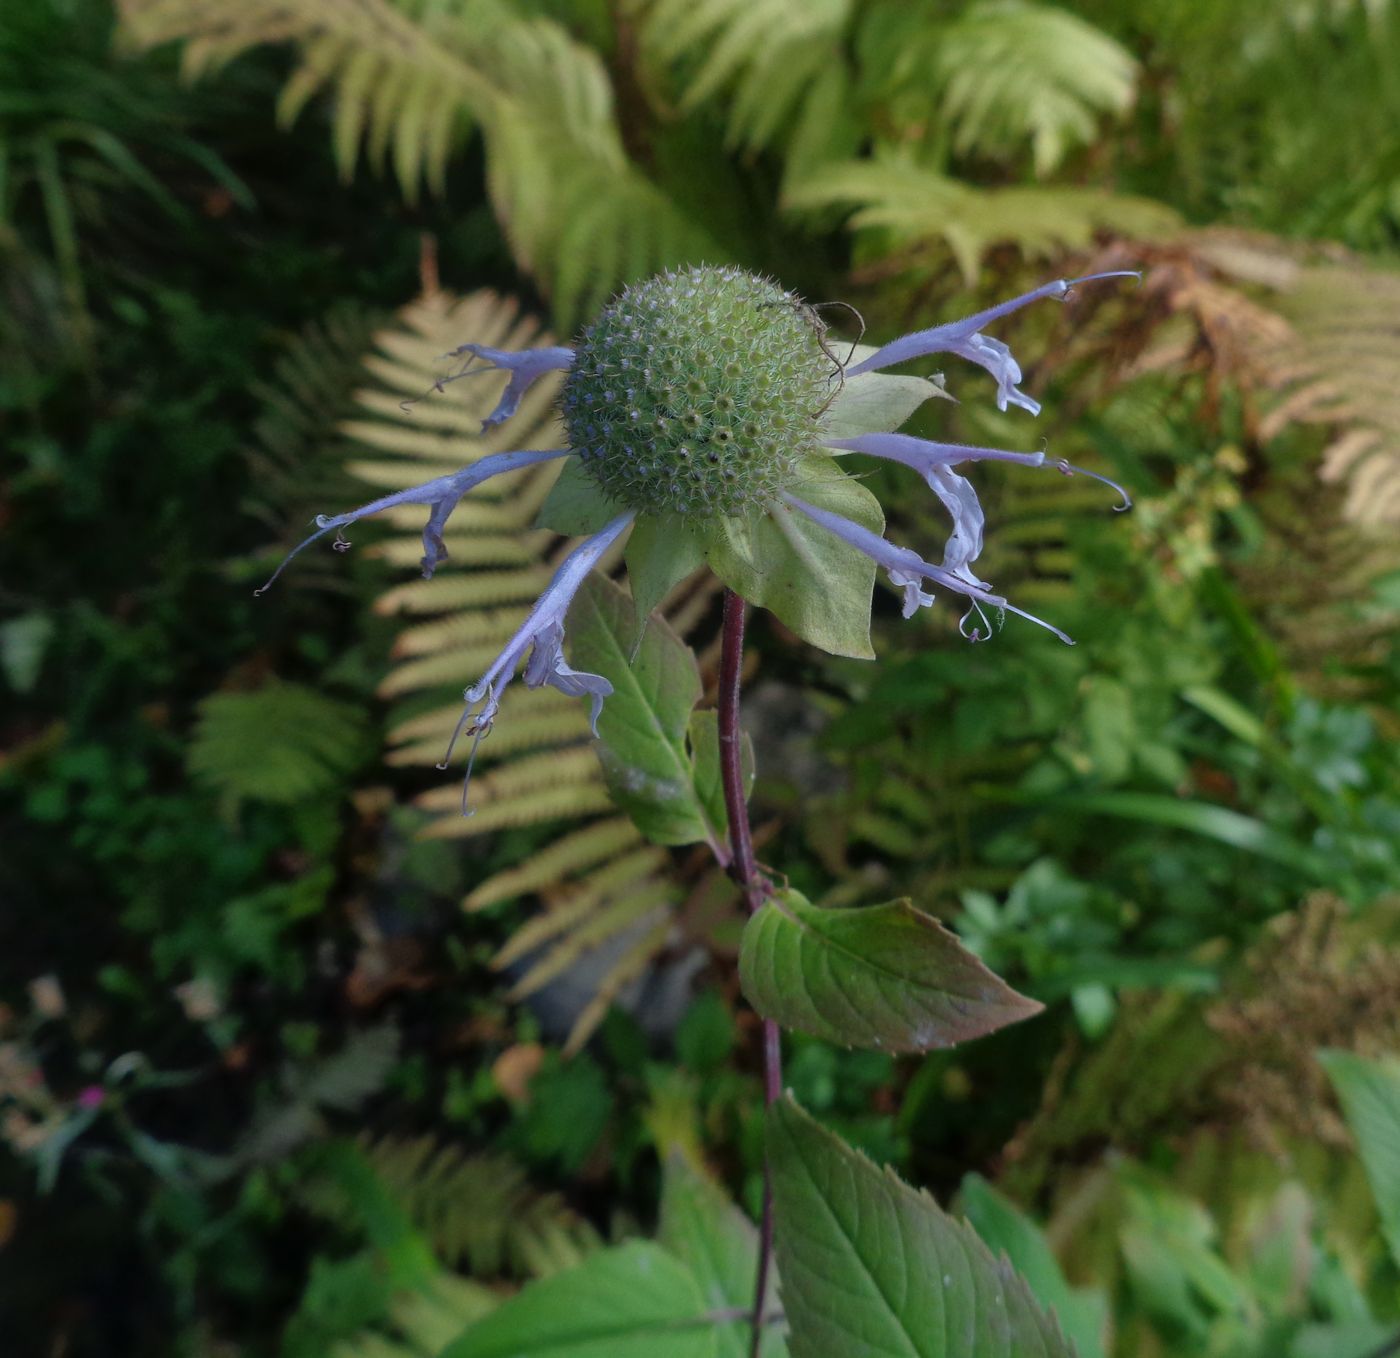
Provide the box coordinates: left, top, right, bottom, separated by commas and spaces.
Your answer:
739, 888, 1040, 1052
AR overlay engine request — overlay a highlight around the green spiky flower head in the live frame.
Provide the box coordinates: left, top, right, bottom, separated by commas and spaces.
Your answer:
561, 266, 831, 517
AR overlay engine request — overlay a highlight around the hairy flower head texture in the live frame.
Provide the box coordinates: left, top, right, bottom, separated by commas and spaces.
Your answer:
260, 264, 1134, 810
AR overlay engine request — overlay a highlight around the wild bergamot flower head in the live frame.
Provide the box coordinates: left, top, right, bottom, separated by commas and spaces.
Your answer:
260, 264, 1134, 807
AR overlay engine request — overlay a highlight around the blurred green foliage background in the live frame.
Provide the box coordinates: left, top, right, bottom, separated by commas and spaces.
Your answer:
3, 1, 1400, 1355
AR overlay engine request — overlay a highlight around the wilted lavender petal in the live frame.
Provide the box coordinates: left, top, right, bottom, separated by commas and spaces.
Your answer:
782, 493, 1074, 645
255, 448, 571, 593
844, 271, 1140, 413
522, 620, 612, 735
444, 344, 574, 429
440, 511, 635, 813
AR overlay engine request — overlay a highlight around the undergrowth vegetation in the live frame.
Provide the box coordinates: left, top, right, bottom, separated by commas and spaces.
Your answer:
2, 1, 1399, 1355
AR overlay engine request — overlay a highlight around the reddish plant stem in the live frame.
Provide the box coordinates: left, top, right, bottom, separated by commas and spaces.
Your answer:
717, 589, 781, 1358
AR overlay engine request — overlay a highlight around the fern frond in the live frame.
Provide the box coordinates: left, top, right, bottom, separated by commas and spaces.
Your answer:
926, 0, 1137, 176
119, 0, 492, 203
116, 1, 721, 323
640, 0, 855, 153
562, 913, 674, 1057
309, 1135, 600, 1279
787, 157, 1177, 279
373, 532, 544, 572
1269, 263, 1400, 525
386, 688, 582, 750
492, 846, 674, 965
373, 568, 554, 619
506, 886, 676, 1001
187, 681, 369, 804
389, 606, 536, 658
242, 302, 382, 541
420, 781, 616, 837
465, 818, 645, 911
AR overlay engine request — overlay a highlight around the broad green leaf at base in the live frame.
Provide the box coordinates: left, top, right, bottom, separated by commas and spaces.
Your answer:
740, 888, 1041, 1052
769, 1098, 1077, 1358
440, 1240, 719, 1358
659, 1155, 785, 1358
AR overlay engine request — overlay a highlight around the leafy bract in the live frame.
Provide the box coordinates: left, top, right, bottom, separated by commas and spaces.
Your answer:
822, 343, 953, 439
535, 456, 625, 536
740, 889, 1041, 1051
769, 1097, 1076, 1358
1320, 1049, 1400, 1268
625, 513, 709, 626
695, 453, 883, 659
568, 573, 725, 849
439, 1240, 718, 1358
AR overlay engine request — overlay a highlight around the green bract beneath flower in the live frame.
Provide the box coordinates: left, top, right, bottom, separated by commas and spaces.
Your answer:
561, 265, 831, 518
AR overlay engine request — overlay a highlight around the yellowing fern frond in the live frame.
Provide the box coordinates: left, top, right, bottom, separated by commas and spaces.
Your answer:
641, 0, 855, 152
1268, 263, 1400, 525
116, 0, 722, 324
787, 157, 1178, 280
464, 818, 646, 911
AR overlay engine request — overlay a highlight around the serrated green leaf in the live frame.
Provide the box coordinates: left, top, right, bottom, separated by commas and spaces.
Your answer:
535, 457, 626, 536
625, 513, 708, 629
960, 1175, 1106, 1358
1320, 1049, 1400, 1268
769, 1097, 1076, 1358
822, 342, 953, 439
696, 454, 882, 660
688, 710, 754, 844
440, 1241, 719, 1358
739, 889, 1041, 1052
568, 574, 721, 848
659, 1155, 784, 1358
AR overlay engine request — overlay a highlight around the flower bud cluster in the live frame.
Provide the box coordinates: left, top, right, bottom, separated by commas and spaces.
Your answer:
561, 265, 831, 517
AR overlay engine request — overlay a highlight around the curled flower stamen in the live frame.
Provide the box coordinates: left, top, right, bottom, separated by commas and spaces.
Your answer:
435, 696, 495, 817
254, 448, 572, 593
1053, 457, 1133, 510
442, 343, 574, 430
844, 271, 1140, 415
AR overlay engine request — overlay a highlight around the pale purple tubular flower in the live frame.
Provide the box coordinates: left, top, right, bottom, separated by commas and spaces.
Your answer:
825, 431, 1131, 577
254, 448, 572, 594
844, 271, 1140, 415
443, 343, 575, 429
438, 510, 635, 814
781, 493, 1074, 646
